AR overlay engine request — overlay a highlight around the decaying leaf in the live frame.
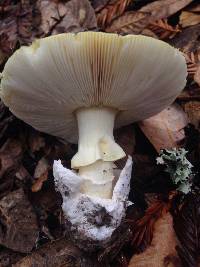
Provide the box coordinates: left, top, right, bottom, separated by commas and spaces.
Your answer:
28, 132, 45, 153
13, 238, 109, 267
92, 0, 110, 12
0, 49, 6, 65
140, 0, 193, 21
38, 0, 97, 35
105, 11, 151, 33
129, 213, 181, 267
173, 194, 200, 267
31, 157, 49, 192
96, 0, 132, 29
140, 28, 159, 39
194, 65, 200, 87
106, 0, 192, 35
183, 101, 200, 129
0, 101, 14, 143
180, 11, 200, 28
170, 24, 200, 53
130, 199, 172, 253
0, 189, 39, 253
139, 104, 188, 152
0, 1, 40, 57
0, 247, 23, 267
148, 19, 181, 39
0, 139, 23, 179
184, 49, 200, 87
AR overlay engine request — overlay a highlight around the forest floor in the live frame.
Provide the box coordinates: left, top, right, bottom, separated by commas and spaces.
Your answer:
0, 0, 200, 266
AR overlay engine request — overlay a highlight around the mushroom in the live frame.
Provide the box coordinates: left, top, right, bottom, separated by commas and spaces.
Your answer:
0, 32, 187, 248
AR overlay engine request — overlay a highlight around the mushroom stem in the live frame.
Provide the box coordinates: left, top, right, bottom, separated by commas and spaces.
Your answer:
79, 160, 115, 198
71, 107, 126, 198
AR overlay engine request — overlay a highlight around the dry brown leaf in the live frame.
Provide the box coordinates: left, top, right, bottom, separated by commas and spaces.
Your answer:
105, 11, 151, 34
170, 24, 200, 54
106, 0, 192, 35
96, 0, 131, 29
140, 0, 194, 21
184, 49, 200, 86
0, 49, 6, 65
180, 11, 200, 28
130, 199, 171, 253
0, 189, 39, 253
0, 139, 23, 178
141, 28, 159, 39
0, 1, 40, 57
38, 0, 97, 35
13, 238, 108, 267
173, 194, 200, 267
187, 4, 200, 12
93, 0, 110, 12
31, 157, 49, 192
128, 213, 181, 267
29, 132, 45, 153
183, 101, 200, 128
194, 65, 200, 86
139, 104, 188, 152
148, 19, 181, 40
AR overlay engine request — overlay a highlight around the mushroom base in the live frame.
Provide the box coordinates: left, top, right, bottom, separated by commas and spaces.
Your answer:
53, 156, 133, 250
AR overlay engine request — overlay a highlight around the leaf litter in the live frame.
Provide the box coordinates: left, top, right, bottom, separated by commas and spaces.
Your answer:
0, 0, 200, 266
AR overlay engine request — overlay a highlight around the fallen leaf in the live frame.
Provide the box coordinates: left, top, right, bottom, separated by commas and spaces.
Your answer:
0, 4, 18, 55
169, 24, 200, 53
0, 139, 23, 179
180, 11, 200, 28
106, 0, 192, 35
0, 189, 39, 253
13, 238, 109, 267
38, 0, 97, 35
31, 157, 49, 192
141, 28, 159, 39
129, 213, 181, 267
194, 65, 200, 86
178, 88, 200, 101
140, 0, 194, 21
139, 104, 188, 152
93, 0, 110, 12
130, 199, 171, 253
0, 101, 14, 143
184, 49, 200, 86
0, 1, 40, 57
187, 4, 200, 12
15, 165, 32, 182
148, 19, 181, 40
96, 0, 132, 29
29, 132, 45, 153
184, 101, 200, 129
0, 49, 6, 65
105, 11, 151, 34
173, 194, 200, 267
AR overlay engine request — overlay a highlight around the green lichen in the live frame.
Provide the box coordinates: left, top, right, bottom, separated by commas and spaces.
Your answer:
156, 148, 193, 194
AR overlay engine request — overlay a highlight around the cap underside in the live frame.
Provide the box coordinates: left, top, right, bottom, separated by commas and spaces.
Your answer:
0, 32, 187, 143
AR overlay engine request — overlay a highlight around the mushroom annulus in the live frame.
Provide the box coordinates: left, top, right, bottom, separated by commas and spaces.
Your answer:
0, 32, 187, 248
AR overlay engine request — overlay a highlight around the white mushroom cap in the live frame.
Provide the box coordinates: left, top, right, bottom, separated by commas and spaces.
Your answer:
0, 32, 187, 143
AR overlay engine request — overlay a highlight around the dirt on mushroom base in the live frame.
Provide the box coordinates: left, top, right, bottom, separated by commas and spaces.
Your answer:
0, 0, 200, 267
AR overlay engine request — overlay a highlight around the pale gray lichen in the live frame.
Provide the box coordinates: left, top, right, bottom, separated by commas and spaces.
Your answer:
156, 148, 193, 194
